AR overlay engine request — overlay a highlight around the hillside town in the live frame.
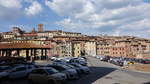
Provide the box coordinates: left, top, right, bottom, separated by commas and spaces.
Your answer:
0, 24, 150, 60
1, 0, 150, 83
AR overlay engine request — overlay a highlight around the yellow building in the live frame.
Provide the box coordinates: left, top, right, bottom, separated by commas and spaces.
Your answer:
85, 41, 96, 56
72, 42, 81, 57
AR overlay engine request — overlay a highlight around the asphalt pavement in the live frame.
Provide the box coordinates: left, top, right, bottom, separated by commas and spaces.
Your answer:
68, 57, 150, 84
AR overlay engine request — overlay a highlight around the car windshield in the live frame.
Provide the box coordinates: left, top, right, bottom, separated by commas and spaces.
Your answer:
52, 66, 66, 71
46, 68, 59, 74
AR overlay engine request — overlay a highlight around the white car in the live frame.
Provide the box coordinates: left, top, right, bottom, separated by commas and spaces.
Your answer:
8, 65, 35, 79
95, 56, 101, 59
28, 67, 67, 84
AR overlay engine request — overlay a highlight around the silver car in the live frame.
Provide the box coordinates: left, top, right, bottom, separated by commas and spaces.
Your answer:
71, 63, 91, 74
47, 64, 78, 80
8, 65, 35, 79
28, 67, 67, 84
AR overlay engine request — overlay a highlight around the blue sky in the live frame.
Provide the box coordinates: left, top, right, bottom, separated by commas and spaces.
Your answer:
0, 0, 150, 38
0, 0, 64, 32
144, 0, 150, 3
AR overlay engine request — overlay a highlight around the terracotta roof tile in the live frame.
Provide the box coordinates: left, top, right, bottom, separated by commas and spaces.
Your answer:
0, 43, 51, 49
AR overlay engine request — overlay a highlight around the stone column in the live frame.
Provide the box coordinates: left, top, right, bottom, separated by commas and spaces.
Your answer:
8, 50, 12, 57
30, 49, 33, 56
41, 49, 44, 56
45, 49, 47, 60
0, 50, 1, 57
17, 50, 20, 57
26, 49, 29, 61
34, 49, 37, 60
6, 50, 8, 57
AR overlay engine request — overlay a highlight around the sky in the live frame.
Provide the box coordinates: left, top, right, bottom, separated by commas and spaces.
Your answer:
0, 0, 150, 38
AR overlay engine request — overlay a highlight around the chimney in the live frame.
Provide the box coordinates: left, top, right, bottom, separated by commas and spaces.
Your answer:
38, 24, 43, 32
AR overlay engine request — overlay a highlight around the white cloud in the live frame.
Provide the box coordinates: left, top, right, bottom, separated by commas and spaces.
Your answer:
0, 0, 23, 20
46, 0, 150, 38
117, 19, 150, 37
0, 0, 22, 8
45, 0, 87, 16
25, 1, 43, 16
0, 0, 43, 20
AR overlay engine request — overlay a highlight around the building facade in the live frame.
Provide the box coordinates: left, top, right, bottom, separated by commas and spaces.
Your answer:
72, 42, 81, 57
85, 41, 96, 56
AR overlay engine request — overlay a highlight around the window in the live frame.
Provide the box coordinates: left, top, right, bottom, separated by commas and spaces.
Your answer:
46, 68, 58, 75
15, 67, 26, 72
51, 66, 65, 71
31, 69, 47, 75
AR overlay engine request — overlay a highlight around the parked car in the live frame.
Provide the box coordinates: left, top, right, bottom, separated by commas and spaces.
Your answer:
99, 56, 110, 62
79, 56, 87, 61
109, 58, 123, 66
70, 63, 90, 74
63, 58, 72, 62
0, 66, 11, 81
8, 65, 35, 79
63, 64, 82, 74
69, 58, 87, 66
47, 64, 78, 80
95, 56, 101, 59
50, 56, 58, 61
77, 57, 87, 62
52, 60, 67, 65
143, 59, 150, 64
28, 67, 67, 84
127, 61, 135, 65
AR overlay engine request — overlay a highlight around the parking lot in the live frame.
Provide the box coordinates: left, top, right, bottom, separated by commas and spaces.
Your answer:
0, 57, 90, 84
0, 56, 150, 84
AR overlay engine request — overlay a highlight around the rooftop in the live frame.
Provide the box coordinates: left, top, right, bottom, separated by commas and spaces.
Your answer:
0, 43, 51, 49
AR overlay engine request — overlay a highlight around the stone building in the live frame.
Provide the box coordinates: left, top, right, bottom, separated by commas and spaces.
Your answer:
109, 40, 132, 58
97, 41, 111, 56
2, 32, 15, 39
